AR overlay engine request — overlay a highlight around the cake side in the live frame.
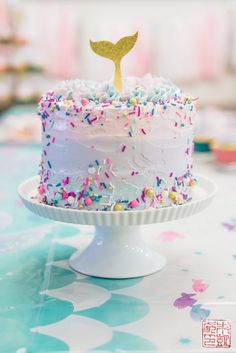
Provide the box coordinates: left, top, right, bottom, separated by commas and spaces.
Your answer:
37, 75, 197, 211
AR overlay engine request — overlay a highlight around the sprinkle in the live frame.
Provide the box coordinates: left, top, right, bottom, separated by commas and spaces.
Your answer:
51, 136, 55, 143
68, 196, 75, 204
85, 197, 93, 206
176, 111, 182, 117
70, 122, 75, 128
169, 172, 173, 177
47, 161, 52, 168
103, 182, 107, 189
141, 128, 147, 135
104, 172, 110, 179
121, 145, 126, 152
81, 98, 88, 106
136, 106, 140, 116
43, 150, 47, 156
90, 117, 98, 123
113, 203, 123, 211
95, 160, 99, 166
130, 97, 137, 105
128, 199, 139, 208
84, 113, 91, 120
46, 134, 50, 139
128, 131, 133, 137
128, 111, 135, 115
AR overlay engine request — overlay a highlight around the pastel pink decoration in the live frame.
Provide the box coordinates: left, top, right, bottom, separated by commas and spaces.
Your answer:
62, 176, 69, 185
85, 197, 93, 206
129, 200, 139, 208
81, 98, 88, 106
159, 231, 185, 242
62, 192, 68, 200
38, 185, 45, 195
192, 279, 209, 293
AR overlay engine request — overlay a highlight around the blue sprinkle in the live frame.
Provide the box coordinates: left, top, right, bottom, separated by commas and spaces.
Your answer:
47, 161, 52, 168
95, 160, 99, 166
84, 113, 91, 120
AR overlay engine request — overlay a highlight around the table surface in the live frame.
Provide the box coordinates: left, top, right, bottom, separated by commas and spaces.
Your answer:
0, 144, 236, 353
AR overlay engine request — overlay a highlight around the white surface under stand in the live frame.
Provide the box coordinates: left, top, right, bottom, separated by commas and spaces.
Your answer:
18, 174, 217, 279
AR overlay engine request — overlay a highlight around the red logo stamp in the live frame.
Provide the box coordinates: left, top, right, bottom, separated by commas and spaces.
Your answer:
202, 319, 231, 348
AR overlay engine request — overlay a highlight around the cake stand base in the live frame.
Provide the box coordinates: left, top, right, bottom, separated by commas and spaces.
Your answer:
18, 174, 217, 279
69, 225, 166, 278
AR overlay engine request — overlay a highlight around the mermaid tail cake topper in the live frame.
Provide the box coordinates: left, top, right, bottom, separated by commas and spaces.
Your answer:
90, 32, 138, 92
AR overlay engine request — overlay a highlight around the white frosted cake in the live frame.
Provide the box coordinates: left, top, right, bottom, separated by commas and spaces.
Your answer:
37, 74, 197, 211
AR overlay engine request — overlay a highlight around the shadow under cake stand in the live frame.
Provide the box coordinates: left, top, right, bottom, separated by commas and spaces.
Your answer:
18, 174, 217, 279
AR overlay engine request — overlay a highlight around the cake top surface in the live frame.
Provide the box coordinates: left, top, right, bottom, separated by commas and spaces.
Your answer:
51, 74, 182, 105
38, 74, 197, 132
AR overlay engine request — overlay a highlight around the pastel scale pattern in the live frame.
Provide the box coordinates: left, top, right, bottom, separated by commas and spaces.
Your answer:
1, 143, 236, 352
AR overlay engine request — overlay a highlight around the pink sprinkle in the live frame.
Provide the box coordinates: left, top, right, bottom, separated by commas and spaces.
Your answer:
141, 128, 147, 135
62, 191, 68, 200
101, 103, 111, 107
85, 197, 93, 206
176, 111, 182, 117
62, 176, 69, 185
122, 145, 126, 152
70, 122, 75, 128
105, 172, 110, 179
141, 189, 146, 203
169, 172, 173, 177
129, 199, 139, 208
124, 122, 129, 128
90, 117, 98, 123
175, 121, 178, 127
106, 158, 111, 165
128, 111, 135, 115
38, 185, 45, 195
81, 98, 88, 106
131, 171, 135, 176
51, 137, 55, 143
137, 106, 141, 116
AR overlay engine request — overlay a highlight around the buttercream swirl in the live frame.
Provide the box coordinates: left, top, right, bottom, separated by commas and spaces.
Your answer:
53, 74, 182, 104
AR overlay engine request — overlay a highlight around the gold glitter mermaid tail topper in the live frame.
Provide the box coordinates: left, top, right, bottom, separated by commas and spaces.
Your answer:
90, 32, 138, 92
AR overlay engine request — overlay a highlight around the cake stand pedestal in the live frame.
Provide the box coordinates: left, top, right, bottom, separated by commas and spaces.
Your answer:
18, 174, 217, 279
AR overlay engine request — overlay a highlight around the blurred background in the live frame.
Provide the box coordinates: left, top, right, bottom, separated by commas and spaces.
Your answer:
1, 0, 236, 165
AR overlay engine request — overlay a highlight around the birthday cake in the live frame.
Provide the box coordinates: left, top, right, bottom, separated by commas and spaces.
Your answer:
37, 74, 197, 211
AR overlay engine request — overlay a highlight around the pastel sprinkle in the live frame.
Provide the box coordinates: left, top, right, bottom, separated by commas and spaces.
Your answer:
121, 145, 126, 152
81, 98, 88, 106
141, 128, 147, 135
85, 197, 93, 206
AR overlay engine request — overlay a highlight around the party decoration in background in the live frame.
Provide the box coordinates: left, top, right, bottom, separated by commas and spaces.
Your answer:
90, 32, 138, 91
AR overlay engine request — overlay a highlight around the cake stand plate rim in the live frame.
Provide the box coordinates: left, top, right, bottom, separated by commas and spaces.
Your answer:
18, 173, 217, 225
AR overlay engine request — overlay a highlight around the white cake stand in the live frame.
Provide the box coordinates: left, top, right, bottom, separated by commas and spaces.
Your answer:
18, 174, 217, 279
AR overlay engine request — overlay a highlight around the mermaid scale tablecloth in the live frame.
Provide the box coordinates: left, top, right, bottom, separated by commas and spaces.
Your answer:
0, 145, 236, 353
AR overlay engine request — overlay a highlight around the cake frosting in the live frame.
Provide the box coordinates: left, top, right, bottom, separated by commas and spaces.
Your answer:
37, 74, 197, 211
